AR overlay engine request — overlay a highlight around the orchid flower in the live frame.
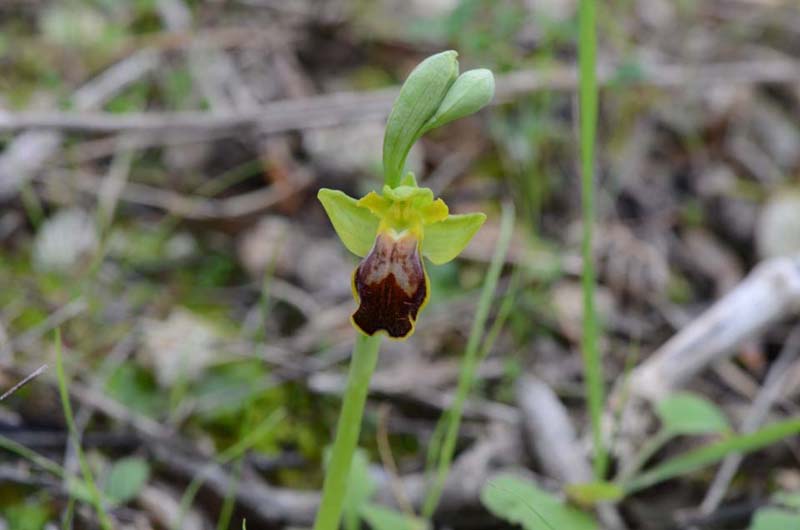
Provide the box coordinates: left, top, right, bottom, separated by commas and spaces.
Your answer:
319, 175, 486, 339
317, 51, 493, 340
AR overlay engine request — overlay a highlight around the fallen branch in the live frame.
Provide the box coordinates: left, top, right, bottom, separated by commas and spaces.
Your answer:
1, 60, 799, 135
628, 254, 800, 402
60, 168, 313, 220
149, 423, 521, 527
516, 375, 627, 530
516, 375, 591, 484
700, 325, 800, 513
0, 49, 159, 199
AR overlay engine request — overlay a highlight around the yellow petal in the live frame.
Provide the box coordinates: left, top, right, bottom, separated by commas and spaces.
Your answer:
357, 191, 391, 217
421, 198, 449, 224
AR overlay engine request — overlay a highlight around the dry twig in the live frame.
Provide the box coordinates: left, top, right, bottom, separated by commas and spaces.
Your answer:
628, 255, 800, 401
0, 364, 48, 401
2, 60, 799, 136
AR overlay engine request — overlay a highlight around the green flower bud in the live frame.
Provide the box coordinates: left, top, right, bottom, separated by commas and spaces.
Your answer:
382, 51, 459, 188
422, 68, 495, 134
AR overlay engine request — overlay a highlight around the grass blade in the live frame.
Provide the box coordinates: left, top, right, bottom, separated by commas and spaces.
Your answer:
55, 329, 114, 530
623, 418, 800, 493
175, 408, 286, 530
422, 202, 515, 518
578, 0, 606, 479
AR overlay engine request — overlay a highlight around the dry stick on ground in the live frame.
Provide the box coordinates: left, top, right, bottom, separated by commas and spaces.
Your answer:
0, 297, 88, 359
517, 375, 592, 485
309, 363, 518, 424
516, 375, 627, 530
699, 325, 800, 514
610, 254, 800, 467
155, 0, 312, 219
144, 420, 522, 528
376, 404, 415, 518
627, 254, 800, 402
2, 59, 800, 135
0, 49, 159, 199
0, 364, 48, 401
60, 168, 313, 220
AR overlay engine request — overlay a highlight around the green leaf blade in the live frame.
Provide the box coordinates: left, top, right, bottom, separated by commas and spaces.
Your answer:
360, 504, 429, 530
481, 473, 598, 530
623, 417, 800, 493
656, 392, 731, 435
105, 456, 150, 505
749, 508, 800, 530
342, 449, 376, 530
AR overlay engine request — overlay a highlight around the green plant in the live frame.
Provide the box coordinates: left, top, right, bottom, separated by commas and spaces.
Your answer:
104, 456, 150, 505
482, 473, 598, 530
622, 417, 800, 494
55, 329, 114, 530
583, 394, 800, 502
312, 50, 495, 530
617, 392, 731, 481
422, 202, 515, 517
749, 492, 800, 530
174, 408, 285, 530
338, 448, 428, 530
483, 387, 800, 525
577, 0, 606, 480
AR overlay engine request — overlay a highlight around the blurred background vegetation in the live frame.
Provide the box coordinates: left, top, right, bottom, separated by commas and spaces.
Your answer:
2, 0, 800, 529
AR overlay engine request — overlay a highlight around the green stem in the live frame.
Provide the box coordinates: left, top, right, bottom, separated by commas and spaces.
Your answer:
313, 333, 382, 530
578, 0, 606, 479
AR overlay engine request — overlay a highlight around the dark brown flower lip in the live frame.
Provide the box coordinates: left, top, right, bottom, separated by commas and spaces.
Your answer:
351, 231, 429, 339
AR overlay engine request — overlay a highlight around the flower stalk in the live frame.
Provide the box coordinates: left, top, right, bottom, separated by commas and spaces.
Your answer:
313, 333, 382, 530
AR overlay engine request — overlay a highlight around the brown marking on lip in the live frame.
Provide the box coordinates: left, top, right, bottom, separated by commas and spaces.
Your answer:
352, 232, 428, 339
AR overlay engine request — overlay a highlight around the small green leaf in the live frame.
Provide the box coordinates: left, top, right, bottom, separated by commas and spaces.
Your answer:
774, 491, 800, 510
749, 507, 800, 530
3, 498, 50, 530
318, 189, 379, 257
656, 392, 730, 435
343, 449, 377, 530
422, 69, 495, 134
565, 481, 624, 507
481, 473, 598, 530
105, 456, 150, 505
360, 503, 429, 530
422, 213, 487, 265
383, 51, 458, 187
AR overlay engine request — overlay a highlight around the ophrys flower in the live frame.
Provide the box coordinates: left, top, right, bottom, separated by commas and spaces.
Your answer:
319, 175, 486, 339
